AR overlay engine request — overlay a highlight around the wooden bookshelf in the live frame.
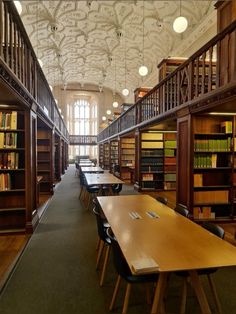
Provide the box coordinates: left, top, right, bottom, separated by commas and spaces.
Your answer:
37, 123, 53, 195
191, 115, 233, 221
103, 142, 110, 170
99, 143, 104, 168
110, 139, 119, 174
157, 58, 186, 82
54, 133, 61, 182
0, 109, 26, 232
120, 137, 135, 182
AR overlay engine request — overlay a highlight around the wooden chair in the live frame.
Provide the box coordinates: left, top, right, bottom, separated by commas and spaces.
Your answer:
107, 227, 158, 314
176, 222, 224, 314
156, 195, 168, 205
174, 204, 189, 217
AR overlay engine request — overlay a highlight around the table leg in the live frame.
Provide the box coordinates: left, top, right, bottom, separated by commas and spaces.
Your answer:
189, 270, 212, 314
151, 273, 168, 314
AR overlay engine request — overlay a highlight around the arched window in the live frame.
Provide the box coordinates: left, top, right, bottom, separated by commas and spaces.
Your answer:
68, 97, 98, 160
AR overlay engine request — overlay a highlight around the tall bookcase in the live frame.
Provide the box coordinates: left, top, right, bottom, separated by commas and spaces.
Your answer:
54, 133, 61, 182
110, 139, 119, 174
104, 142, 110, 170
120, 136, 135, 182
137, 130, 177, 191
0, 109, 26, 232
99, 143, 104, 168
191, 115, 234, 221
37, 122, 53, 195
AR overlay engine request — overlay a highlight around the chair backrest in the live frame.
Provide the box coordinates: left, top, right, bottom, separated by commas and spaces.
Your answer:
175, 204, 189, 217
202, 222, 225, 239
107, 228, 131, 278
112, 184, 123, 194
93, 204, 107, 242
156, 195, 168, 205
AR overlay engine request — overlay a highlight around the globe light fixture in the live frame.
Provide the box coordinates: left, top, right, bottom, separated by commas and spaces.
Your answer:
106, 109, 111, 115
139, 65, 148, 76
38, 58, 43, 67
14, 1, 22, 15
112, 101, 119, 108
173, 0, 188, 34
122, 88, 129, 97
102, 116, 107, 121
173, 16, 188, 33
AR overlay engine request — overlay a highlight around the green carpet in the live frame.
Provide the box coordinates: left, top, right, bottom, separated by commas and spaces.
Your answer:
0, 166, 236, 314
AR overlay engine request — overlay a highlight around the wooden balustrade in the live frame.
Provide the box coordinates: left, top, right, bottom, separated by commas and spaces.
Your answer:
98, 20, 236, 142
0, 0, 67, 139
69, 135, 97, 145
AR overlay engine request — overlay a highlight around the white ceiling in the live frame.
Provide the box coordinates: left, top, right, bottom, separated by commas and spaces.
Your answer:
20, 0, 217, 101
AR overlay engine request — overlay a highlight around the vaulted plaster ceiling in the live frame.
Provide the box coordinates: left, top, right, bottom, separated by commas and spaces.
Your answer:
20, 0, 217, 102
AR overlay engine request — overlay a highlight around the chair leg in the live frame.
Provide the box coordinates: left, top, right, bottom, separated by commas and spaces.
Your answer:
96, 237, 101, 251
96, 240, 104, 270
99, 245, 110, 286
145, 283, 152, 305
122, 283, 131, 314
180, 278, 188, 314
109, 275, 121, 311
207, 274, 222, 314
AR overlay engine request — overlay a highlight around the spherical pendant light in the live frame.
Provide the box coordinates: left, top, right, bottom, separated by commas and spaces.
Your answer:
112, 101, 119, 108
138, 65, 148, 76
106, 110, 111, 115
122, 88, 129, 97
173, 16, 188, 33
102, 116, 107, 121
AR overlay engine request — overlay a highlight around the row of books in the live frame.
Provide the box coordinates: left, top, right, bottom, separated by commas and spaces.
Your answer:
141, 181, 163, 189
164, 149, 175, 157
121, 149, 135, 154
142, 174, 154, 181
0, 132, 18, 148
194, 154, 220, 168
0, 111, 17, 130
0, 173, 11, 191
141, 166, 163, 172
164, 140, 176, 148
0, 152, 19, 169
141, 150, 164, 156
141, 142, 163, 149
194, 190, 229, 204
164, 182, 176, 190
194, 138, 231, 152
141, 157, 163, 164
164, 173, 176, 181
193, 206, 216, 219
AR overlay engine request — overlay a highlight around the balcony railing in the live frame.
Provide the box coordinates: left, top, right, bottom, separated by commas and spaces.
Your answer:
69, 135, 97, 145
98, 20, 236, 142
0, 0, 68, 139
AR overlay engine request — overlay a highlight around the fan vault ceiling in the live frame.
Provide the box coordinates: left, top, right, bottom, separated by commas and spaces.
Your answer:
20, 0, 217, 101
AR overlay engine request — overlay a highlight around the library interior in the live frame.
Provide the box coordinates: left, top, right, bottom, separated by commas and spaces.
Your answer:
1, 1, 236, 314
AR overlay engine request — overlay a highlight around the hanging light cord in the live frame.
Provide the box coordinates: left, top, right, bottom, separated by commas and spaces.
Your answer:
124, 35, 127, 88
142, 0, 144, 65
180, 0, 182, 16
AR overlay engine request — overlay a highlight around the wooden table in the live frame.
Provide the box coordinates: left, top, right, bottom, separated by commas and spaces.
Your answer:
78, 162, 95, 167
97, 194, 236, 314
85, 173, 124, 195
81, 166, 104, 173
